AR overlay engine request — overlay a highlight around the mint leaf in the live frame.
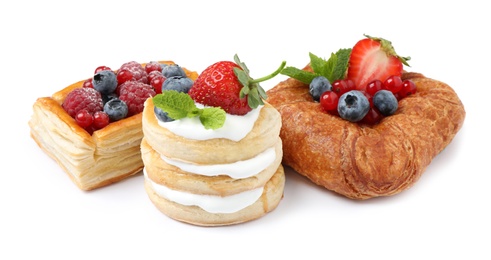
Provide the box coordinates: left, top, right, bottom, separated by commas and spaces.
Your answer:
331, 48, 351, 81
200, 107, 226, 129
153, 91, 196, 120
310, 52, 334, 78
280, 66, 316, 84
153, 91, 226, 129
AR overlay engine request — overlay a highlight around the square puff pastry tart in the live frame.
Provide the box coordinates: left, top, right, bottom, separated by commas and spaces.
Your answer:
29, 61, 198, 191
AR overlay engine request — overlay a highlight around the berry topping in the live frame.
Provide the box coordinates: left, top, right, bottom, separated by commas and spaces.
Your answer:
383, 75, 403, 94
162, 76, 194, 93
118, 81, 156, 116
92, 70, 118, 94
104, 98, 128, 121
161, 64, 186, 78
373, 89, 398, 116
93, 111, 110, 129
75, 109, 94, 129
337, 90, 370, 122
332, 79, 356, 96
189, 54, 285, 115
347, 34, 410, 90
117, 61, 148, 84
153, 106, 174, 122
82, 78, 93, 88
94, 66, 112, 74
319, 91, 339, 113
145, 61, 163, 74
309, 76, 332, 102
62, 88, 103, 118
399, 79, 417, 98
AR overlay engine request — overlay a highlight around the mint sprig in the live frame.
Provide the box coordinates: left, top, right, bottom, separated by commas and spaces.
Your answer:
280, 48, 351, 84
153, 91, 226, 130
233, 54, 286, 109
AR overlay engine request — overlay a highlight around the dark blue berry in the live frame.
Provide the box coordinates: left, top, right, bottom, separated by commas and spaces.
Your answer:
102, 93, 118, 104
104, 98, 128, 121
154, 106, 174, 122
373, 90, 398, 116
92, 70, 117, 94
161, 64, 186, 78
337, 90, 370, 122
309, 76, 332, 102
162, 76, 194, 93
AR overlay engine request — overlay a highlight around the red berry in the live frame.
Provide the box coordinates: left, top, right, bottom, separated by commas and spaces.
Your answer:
116, 69, 134, 86
332, 79, 355, 96
118, 81, 156, 116
94, 66, 112, 74
118, 61, 148, 84
62, 88, 103, 118
360, 107, 384, 125
150, 75, 166, 94
82, 78, 93, 88
93, 111, 110, 129
383, 75, 403, 94
365, 79, 384, 96
145, 61, 162, 74
75, 109, 94, 128
319, 91, 339, 112
399, 79, 417, 98
147, 70, 164, 82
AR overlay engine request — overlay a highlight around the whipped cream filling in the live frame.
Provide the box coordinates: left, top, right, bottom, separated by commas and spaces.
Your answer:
144, 169, 264, 214
161, 146, 276, 179
156, 103, 263, 141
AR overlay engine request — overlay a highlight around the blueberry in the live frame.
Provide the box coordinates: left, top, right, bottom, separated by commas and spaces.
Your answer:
92, 70, 117, 94
161, 64, 186, 78
373, 90, 398, 116
104, 98, 128, 121
154, 106, 174, 122
102, 93, 118, 104
309, 76, 332, 102
337, 90, 370, 122
162, 76, 194, 93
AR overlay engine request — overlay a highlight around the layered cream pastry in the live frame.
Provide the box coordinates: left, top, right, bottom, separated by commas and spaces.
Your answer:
141, 98, 285, 226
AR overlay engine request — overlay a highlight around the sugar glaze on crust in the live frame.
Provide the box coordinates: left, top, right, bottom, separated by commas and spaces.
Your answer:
266, 67, 466, 200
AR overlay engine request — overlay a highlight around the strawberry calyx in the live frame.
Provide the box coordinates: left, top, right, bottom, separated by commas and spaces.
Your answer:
233, 54, 286, 109
364, 34, 411, 67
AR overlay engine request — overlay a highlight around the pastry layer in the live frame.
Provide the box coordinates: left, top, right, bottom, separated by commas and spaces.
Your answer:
142, 98, 282, 164
141, 137, 283, 196
266, 69, 466, 199
144, 164, 285, 226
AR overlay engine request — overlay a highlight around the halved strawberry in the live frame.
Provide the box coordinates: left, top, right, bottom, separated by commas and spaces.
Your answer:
347, 35, 410, 90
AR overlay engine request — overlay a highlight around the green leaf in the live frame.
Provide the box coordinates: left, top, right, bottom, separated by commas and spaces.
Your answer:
153, 91, 196, 120
309, 52, 332, 77
280, 66, 317, 84
199, 107, 226, 130
331, 48, 351, 81
234, 68, 250, 88
234, 54, 250, 74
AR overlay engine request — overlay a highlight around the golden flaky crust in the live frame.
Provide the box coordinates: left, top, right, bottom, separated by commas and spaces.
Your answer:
266, 68, 466, 200
144, 164, 285, 227
29, 61, 198, 191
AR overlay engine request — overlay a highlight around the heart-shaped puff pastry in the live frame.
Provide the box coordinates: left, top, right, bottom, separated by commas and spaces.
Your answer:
266, 66, 465, 200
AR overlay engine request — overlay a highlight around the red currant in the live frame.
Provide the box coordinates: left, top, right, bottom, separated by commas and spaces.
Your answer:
399, 80, 417, 98
360, 107, 384, 125
82, 78, 93, 88
383, 75, 403, 94
75, 110, 94, 129
93, 111, 110, 129
332, 79, 355, 96
117, 69, 134, 85
365, 79, 384, 96
320, 91, 339, 112
150, 75, 166, 94
145, 61, 163, 74
94, 66, 112, 74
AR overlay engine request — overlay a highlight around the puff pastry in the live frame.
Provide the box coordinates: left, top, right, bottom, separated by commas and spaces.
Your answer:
141, 98, 285, 225
266, 67, 466, 200
29, 61, 198, 191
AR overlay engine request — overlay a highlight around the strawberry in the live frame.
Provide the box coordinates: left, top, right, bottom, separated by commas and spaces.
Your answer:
189, 55, 286, 115
347, 35, 410, 90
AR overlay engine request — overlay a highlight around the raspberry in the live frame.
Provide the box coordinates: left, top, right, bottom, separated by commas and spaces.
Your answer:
118, 81, 156, 116
62, 88, 103, 118
117, 61, 148, 84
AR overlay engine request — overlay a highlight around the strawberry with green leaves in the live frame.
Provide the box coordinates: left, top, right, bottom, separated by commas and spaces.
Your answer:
347, 34, 411, 90
189, 55, 286, 115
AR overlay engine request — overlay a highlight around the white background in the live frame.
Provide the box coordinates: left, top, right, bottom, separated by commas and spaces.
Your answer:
2, 1, 489, 259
